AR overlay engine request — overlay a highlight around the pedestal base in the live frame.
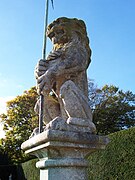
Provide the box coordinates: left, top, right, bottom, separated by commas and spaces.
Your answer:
21, 130, 109, 180
38, 158, 88, 180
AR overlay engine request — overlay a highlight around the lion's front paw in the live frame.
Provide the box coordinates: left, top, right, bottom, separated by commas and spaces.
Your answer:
45, 117, 68, 131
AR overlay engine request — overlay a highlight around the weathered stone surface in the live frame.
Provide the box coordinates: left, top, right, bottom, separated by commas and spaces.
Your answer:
40, 166, 88, 180
21, 129, 109, 153
21, 129, 109, 180
34, 17, 96, 133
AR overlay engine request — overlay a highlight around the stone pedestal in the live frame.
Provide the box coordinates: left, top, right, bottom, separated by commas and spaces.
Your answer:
21, 130, 109, 180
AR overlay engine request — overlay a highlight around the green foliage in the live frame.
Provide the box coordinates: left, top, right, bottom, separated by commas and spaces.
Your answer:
0, 87, 38, 164
21, 159, 40, 180
88, 127, 135, 180
88, 81, 135, 135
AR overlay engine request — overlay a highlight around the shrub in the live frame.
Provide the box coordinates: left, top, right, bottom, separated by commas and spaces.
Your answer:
21, 159, 40, 180
88, 127, 135, 180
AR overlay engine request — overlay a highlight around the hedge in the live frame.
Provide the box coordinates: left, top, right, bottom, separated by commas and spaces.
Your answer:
21, 159, 40, 180
88, 127, 135, 180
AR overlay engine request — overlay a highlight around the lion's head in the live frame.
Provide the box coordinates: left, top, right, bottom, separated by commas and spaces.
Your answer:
46, 17, 91, 59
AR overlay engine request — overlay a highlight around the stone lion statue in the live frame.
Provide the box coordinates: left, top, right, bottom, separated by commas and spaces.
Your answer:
35, 17, 96, 133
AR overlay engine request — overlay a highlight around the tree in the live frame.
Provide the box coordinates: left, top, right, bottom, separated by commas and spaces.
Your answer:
88, 82, 135, 135
0, 87, 38, 164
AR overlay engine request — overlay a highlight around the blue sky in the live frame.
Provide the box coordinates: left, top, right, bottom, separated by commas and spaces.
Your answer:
0, 0, 135, 113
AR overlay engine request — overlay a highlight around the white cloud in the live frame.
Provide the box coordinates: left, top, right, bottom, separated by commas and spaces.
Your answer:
0, 96, 14, 115
0, 122, 5, 138
0, 96, 14, 139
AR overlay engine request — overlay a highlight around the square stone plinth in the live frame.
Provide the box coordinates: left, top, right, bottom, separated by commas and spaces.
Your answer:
21, 130, 109, 180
